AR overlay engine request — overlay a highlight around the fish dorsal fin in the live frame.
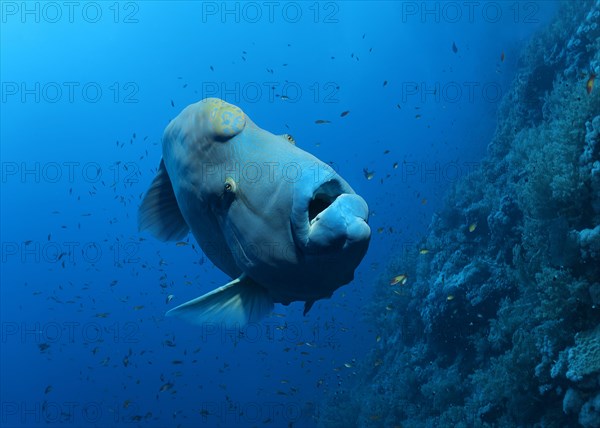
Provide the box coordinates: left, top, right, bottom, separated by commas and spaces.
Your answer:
138, 159, 189, 241
166, 275, 274, 327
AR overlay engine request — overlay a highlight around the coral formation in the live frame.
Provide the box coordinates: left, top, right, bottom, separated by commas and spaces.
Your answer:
320, 1, 600, 427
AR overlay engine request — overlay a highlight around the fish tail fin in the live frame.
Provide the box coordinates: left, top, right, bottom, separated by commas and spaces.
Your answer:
165, 275, 273, 327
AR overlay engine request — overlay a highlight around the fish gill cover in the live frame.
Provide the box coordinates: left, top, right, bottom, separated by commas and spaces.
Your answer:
320, 1, 600, 427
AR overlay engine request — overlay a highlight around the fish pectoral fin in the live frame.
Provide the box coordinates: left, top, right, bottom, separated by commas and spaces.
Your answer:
138, 159, 189, 241
303, 300, 315, 316
165, 275, 274, 326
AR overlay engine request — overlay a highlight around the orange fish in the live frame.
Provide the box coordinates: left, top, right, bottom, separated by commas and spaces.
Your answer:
587, 74, 595, 94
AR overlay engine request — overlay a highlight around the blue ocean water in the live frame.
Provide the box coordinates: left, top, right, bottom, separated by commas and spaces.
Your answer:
4, 1, 598, 427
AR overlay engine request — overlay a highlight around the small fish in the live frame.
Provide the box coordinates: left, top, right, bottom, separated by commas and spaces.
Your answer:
344, 362, 353, 368
340, 111, 350, 117
171, 100, 174, 107
383, 80, 388, 87
166, 294, 174, 304
363, 168, 375, 180
377, 227, 384, 234
171, 360, 183, 365
468, 222, 477, 233
133, 305, 144, 311
390, 274, 408, 286
446, 295, 455, 301
376, 335, 381, 342
500, 51, 505, 62
95, 312, 109, 318
175, 241, 188, 247
587, 74, 595, 94
44, 385, 52, 394
393, 162, 398, 169
415, 114, 422, 119
159, 382, 174, 392
452, 42, 458, 53
419, 249, 429, 255
314, 119, 331, 124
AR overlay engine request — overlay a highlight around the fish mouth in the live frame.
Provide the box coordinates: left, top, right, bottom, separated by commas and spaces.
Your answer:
291, 175, 370, 251
308, 180, 346, 226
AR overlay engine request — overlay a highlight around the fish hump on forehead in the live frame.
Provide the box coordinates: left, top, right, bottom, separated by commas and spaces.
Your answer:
202, 98, 246, 141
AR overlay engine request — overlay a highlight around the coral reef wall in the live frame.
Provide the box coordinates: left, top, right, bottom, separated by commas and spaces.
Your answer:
321, 1, 600, 427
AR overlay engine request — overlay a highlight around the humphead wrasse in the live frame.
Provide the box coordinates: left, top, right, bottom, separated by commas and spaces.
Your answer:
139, 98, 371, 326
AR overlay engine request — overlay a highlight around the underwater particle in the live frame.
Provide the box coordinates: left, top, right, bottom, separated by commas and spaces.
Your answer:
209, 65, 214, 71
171, 100, 174, 107
363, 168, 375, 180
340, 111, 350, 117
166, 294, 174, 304
421, 198, 427, 205
446, 295, 455, 301
95, 312, 109, 318
172, 360, 183, 365
377, 227, 384, 234
314, 119, 331, 124
415, 114, 422, 119
383, 149, 390, 154
500, 51, 505, 62
390, 274, 408, 285
44, 385, 52, 394
133, 305, 144, 311
419, 248, 429, 254
383, 80, 388, 87
452, 41, 458, 53
586, 73, 595, 94
123, 400, 131, 409
468, 222, 478, 232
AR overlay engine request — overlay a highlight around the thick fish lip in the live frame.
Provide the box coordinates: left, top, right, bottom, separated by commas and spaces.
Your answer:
291, 174, 369, 250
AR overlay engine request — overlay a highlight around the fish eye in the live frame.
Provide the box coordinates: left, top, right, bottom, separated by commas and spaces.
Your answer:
283, 134, 295, 145
224, 177, 237, 193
